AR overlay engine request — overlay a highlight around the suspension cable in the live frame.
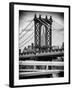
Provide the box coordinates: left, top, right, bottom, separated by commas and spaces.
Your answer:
19, 36, 34, 48
19, 32, 34, 45
19, 19, 33, 35
19, 25, 34, 40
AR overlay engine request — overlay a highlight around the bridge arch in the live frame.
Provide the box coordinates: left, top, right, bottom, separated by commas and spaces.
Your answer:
34, 14, 53, 52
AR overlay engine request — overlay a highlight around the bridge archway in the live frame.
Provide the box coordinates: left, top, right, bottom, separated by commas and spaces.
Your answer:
41, 25, 46, 47
34, 14, 53, 52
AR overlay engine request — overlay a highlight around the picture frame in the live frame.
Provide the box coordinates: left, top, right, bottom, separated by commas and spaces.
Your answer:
9, 2, 70, 87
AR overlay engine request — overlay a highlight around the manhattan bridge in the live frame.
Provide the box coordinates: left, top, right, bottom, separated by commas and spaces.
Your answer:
19, 14, 64, 79
19, 14, 64, 56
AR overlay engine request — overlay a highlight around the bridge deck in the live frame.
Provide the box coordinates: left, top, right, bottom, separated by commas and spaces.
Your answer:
20, 51, 64, 58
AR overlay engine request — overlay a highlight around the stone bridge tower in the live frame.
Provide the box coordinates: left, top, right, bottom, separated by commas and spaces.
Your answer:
34, 14, 53, 52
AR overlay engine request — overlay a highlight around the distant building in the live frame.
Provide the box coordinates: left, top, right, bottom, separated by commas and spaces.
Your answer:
52, 46, 59, 50
61, 42, 64, 50
23, 47, 27, 54
24, 47, 27, 50
19, 49, 21, 55
27, 45, 32, 52
31, 43, 34, 49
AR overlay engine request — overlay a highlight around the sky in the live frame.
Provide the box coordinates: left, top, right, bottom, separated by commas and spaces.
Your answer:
19, 10, 64, 51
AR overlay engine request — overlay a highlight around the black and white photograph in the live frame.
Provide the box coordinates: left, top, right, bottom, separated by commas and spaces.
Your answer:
9, 2, 70, 87
19, 11, 64, 79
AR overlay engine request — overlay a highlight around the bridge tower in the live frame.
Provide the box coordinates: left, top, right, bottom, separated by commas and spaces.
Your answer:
34, 14, 53, 52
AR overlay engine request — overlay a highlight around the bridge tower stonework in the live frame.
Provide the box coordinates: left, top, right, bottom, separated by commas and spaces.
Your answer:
34, 14, 53, 52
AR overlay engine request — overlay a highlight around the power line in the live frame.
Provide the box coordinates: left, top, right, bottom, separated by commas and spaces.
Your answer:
19, 19, 33, 35
19, 25, 34, 40
19, 32, 34, 45
19, 36, 34, 48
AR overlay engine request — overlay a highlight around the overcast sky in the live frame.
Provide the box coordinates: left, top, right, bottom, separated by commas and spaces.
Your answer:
19, 10, 64, 50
